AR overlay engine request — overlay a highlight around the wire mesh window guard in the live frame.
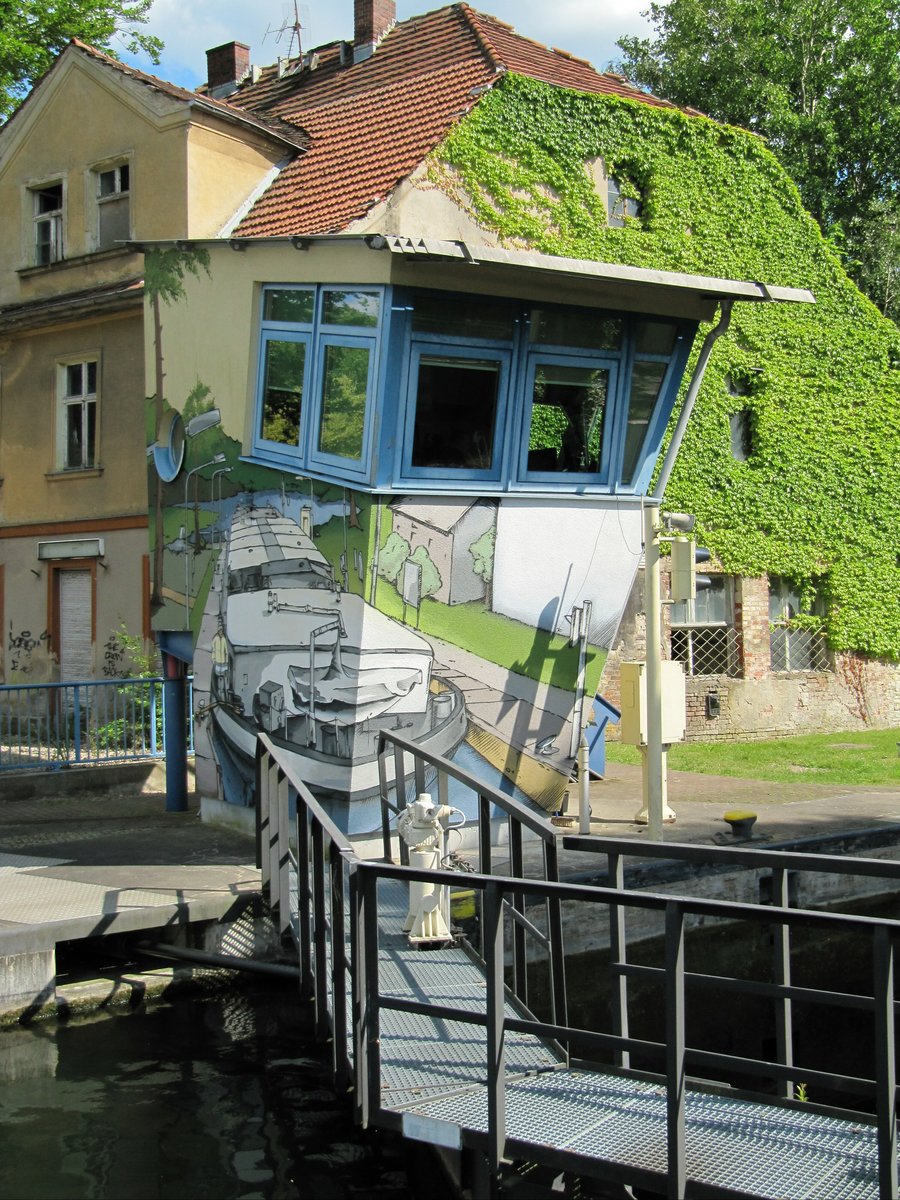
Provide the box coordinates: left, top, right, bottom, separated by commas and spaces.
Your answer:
671, 625, 743, 677
770, 626, 830, 672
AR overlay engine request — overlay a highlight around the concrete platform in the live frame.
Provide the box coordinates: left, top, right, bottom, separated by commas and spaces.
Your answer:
0, 771, 261, 1019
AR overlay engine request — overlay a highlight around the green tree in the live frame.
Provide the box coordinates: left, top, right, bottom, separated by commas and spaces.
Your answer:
0, 0, 162, 121
614, 0, 900, 321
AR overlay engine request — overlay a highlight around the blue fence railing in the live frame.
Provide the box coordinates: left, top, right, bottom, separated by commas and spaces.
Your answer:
0, 677, 194, 772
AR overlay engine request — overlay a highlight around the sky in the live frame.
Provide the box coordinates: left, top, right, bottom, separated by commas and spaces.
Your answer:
118, 0, 653, 91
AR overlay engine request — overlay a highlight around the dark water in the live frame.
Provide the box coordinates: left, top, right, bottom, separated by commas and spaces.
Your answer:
0, 986, 413, 1200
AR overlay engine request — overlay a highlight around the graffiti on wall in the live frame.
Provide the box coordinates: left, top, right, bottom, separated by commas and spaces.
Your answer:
7, 626, 50, 675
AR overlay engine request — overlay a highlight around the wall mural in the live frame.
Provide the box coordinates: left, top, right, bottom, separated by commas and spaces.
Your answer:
150, 404, 641, 834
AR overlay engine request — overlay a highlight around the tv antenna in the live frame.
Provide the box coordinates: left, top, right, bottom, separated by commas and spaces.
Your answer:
263, 1, 308, 60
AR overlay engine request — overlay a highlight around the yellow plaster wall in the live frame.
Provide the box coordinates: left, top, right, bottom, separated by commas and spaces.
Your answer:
146, 240, 393, 446
0, 60, 191, 308
186, 123, 288, 238
0, 310, 147, 526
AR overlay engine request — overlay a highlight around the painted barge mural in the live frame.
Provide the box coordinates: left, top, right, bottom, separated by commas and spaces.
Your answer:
208, 503, 467, 802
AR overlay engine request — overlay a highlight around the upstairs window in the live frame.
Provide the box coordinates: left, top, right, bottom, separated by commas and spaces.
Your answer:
95, 162, 130, 251
607, 176, 641, 227
58, 360, 98, 471
253, 285, 381, 478
33, 182, 63, 265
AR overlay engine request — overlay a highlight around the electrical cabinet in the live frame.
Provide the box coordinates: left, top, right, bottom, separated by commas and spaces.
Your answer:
618, 660, 686, 746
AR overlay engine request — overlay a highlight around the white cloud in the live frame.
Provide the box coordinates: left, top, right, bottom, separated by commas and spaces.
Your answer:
123, 0, 651, 87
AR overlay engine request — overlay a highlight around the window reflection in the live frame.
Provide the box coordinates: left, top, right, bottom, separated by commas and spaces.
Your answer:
527, 364, 609, 474
622, 361, 667, 483
318, 344, 369, 460
260, 339, 305, 445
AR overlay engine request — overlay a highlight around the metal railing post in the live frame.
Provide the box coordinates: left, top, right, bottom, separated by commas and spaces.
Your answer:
665, 900, 686, 1200
297, 803, 313, 997
609, 851, 630, 1070
771, 867, 795, 1099
312, 822, 329, 1041
484, 879, 507, 1191
544, 838, 567, 1030
277, 770, 292, 937
350, 865, 366, 1127
72, 684, 83, 764
873, 926, 898, 1200
362, 867, 381, 1129
331, 849, 350, 1090
509, 819, 527, 1007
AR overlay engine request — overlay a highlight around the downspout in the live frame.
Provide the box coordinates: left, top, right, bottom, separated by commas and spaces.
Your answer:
651, 300, 733, 501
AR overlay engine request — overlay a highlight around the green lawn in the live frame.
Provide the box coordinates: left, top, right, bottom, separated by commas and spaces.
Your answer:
606, 729, 900, 787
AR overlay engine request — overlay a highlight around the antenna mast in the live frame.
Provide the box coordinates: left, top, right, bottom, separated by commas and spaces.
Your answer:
263, 0, 305, 59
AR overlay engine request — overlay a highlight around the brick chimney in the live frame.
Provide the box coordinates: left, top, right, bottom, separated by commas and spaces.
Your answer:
354, 0, 396, 62
206, 42, 250, 97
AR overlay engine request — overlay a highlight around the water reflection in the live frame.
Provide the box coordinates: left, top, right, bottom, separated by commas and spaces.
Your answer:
0, 987, 410, 1199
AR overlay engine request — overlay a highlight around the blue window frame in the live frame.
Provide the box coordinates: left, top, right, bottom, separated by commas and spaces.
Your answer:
517, 352, 618, 486
251, 284, 382, 477
399, 342, 512, 485
249, 282, 695, 496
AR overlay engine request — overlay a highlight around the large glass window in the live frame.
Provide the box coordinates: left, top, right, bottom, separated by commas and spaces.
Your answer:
523, 360, 612, 479
621, 361, 668, 484
408, 351, 504, 475
259, 336, 307, 447
318, 342, 370, 461
253, 286, 381, 474
251, 284, 691, 493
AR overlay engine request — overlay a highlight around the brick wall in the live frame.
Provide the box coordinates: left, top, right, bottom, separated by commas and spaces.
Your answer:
603, 568, 900, 741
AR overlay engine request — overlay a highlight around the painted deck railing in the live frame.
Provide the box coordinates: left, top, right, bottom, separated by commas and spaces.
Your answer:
0, 677, 193, 772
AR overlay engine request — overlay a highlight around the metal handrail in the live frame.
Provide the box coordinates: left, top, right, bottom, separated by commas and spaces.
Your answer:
258, 731, 900, 1199
376, 727, 567, 1024
0, 676, 194, 771
353, 859, 899, 1199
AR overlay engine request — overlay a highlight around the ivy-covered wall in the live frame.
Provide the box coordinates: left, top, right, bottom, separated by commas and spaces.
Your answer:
432, 74, 900, 662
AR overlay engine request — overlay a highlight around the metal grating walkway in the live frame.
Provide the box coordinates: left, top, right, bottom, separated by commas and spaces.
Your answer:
360, 882, 885, 1200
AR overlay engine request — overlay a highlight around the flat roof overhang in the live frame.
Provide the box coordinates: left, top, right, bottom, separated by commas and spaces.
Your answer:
131, 234, 815, 321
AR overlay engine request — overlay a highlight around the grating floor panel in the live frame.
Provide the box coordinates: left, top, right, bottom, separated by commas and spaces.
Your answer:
401, 1069, 883, 1199
296, 873, 886, 1198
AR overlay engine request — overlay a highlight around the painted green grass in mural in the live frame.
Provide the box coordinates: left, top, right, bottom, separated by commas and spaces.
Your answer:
607, 729, 900, 787
374, 579, 607, 693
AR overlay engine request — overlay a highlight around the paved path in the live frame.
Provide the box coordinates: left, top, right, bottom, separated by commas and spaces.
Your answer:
0, 775, 258, 962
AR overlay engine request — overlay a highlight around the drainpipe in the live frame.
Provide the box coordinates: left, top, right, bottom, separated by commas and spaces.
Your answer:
652, 300, 733, 501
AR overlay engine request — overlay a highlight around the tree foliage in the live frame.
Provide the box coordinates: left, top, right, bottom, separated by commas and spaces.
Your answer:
0, 0, 162, 121
432, 73, 900, 659
613, 0, 900, 322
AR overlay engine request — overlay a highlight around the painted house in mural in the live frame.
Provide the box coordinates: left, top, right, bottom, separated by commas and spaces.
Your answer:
143, 1, 817, 834
0, 39, 304, 682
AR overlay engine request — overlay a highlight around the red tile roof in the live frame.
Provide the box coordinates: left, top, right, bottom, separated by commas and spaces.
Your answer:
229, 4, 694, 238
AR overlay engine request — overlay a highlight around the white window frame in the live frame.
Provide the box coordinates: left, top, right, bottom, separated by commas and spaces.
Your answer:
56, 357, 100, 472
93, 160, 132, 251
31, 180, 64, 266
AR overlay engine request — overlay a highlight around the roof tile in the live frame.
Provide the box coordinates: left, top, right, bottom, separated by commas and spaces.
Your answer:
228, 3, 699, 237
